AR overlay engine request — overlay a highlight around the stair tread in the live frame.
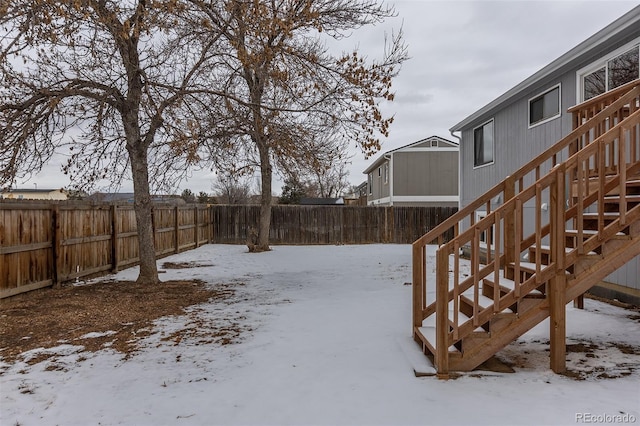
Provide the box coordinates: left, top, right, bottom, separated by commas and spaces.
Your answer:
604, 195, 640, 201
565, 229, 627, 236
422, 310, 471, 326
528, 244, 596, 255
484, 275, 544, 296
460, 293, 514, 313
582, 212, 620, 218
417, 326, 461, 353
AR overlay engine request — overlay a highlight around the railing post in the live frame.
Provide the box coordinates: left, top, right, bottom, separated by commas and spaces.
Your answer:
435, 248, 450, 379
504, 175, 516, 280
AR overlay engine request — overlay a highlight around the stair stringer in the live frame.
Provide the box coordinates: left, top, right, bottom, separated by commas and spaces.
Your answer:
567, 232, 640, 301
449, 298, 550, 371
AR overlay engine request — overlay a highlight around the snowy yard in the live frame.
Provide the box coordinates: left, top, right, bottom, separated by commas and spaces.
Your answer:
1, 244, 639, 426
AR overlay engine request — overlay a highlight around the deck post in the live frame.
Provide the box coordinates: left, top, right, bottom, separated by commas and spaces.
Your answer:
412, 243, 423, 342
435, 248, 450, 379
549, 168, 567, 373
549, 274, 567, 373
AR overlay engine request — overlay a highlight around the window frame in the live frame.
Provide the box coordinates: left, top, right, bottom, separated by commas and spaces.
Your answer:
576, 38, 640, 103
528, 84, 561, 128
473, 119, 495, 169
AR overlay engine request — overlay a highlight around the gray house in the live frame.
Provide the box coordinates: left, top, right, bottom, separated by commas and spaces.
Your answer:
450, 5, 640, 301
363, 136, 459, 207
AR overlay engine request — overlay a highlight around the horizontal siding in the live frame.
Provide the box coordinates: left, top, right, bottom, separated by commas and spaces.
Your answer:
393, 151, 458, 196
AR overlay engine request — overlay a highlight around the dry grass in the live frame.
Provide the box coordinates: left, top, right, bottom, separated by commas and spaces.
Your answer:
0, 279, 239, 365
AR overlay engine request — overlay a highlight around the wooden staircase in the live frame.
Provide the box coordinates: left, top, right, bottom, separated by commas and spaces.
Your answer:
412, 79, 640, 378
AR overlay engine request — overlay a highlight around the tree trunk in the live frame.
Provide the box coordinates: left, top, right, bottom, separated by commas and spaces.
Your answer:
254, 144, 272, 252
128, 144, 159, 284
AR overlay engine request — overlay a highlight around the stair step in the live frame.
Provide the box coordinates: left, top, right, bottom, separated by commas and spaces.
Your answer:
422, 310, 469, 326
527, 244, 591, 255
483, 275, 544, 298
565, 229, 629, 239
604, 195, 640, 203
418, 326, 461, 355
460, 293, 514, 313
582, 212, 620, 219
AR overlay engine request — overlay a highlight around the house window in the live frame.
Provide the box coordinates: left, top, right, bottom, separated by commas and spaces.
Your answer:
473, 119, 494, 168
383, 163, 389, 184
378, 167, 381, 178
579, 41, 639, 101
368, 174, 373, 195
430, 139, 438, 147
529, 85, 560, 127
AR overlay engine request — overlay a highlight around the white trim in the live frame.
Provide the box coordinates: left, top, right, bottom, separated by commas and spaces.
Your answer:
396, 147, 459, 153
386, 154, 394, 206
393, 196, 459, 202
369, 196, 459, 205
575, 36, 640, 103
472, 119, 495, 169
527, 83, 562, 128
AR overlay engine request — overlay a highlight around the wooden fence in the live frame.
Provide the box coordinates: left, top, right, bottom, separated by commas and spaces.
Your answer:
1, 203, 456, 298
0, 202, 211, 298
211, 205, 457, 245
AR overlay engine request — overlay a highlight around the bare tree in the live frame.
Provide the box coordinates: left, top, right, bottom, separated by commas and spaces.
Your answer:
197, 0, 408, 252
211, 171, 253, 204
0, 1, 226, 284
298, 135, 352, 198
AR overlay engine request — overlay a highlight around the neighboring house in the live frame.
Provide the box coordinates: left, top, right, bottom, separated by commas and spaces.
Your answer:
363, 136, 459, 207
0, 188, 68, 200
450, 6, 640, 301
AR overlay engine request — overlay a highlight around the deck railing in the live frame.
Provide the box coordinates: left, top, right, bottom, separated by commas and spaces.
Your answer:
412, 79, 640, 374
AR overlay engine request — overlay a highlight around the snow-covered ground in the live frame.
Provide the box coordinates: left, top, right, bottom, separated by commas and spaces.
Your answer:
1, 244, 639, 426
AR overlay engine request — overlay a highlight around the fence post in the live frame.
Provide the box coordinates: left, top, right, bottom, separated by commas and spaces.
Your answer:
174, 205, 180, 254
51, 204, 61, 288
209, 206, 213, 243
194, 205, 199, 248
111, 204, 119, 273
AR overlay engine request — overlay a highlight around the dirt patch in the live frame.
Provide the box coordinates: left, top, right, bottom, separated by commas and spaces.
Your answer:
566, 342, 599, 353
0, 279, 237, 366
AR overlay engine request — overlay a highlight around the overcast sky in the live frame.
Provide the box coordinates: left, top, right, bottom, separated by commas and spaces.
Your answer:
17, 0, 640, 195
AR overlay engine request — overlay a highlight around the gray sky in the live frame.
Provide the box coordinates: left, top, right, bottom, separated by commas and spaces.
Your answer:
19, 0, 640, 195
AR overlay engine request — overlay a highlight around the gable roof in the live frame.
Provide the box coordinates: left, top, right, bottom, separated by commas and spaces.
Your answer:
450, 5, 640, 132
363, 135, 458, 174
